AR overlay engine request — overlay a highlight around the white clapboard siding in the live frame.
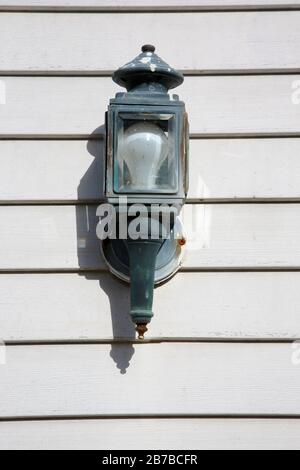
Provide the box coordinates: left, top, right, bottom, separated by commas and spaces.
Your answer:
0, 343, 299, 416
2, 139, 300, 202
0, 76, 299, 136
1, 418, 300, 450
1, 272, 300, 341
0, 140, 104, 202
1, 204, 300, 270
188, 138, 300, 200
1, 12, 300, 72
0, 205, 104, 270
1, 1, 300, 11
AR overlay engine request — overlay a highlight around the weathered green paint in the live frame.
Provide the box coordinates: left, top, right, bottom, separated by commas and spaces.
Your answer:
103, 45, 189, 337
106, 45, 188, 206
126, 238, 164, 324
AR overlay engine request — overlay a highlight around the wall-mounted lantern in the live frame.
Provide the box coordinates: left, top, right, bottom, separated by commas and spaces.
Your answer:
101, 45, 189, 339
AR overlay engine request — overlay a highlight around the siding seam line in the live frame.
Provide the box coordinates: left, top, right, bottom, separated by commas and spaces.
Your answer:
1, 414, 300, 422
1, 69, 300, 76
1, 7, 300, 13
4, 338, 300, 345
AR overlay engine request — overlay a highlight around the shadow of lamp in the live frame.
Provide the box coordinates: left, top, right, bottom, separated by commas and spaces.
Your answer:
100, 45, 189, 339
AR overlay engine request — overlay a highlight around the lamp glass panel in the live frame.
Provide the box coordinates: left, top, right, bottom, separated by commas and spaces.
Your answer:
115, 114, 178, 194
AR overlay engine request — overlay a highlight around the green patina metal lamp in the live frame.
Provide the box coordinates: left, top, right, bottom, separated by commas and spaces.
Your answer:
101, 45, 189, 339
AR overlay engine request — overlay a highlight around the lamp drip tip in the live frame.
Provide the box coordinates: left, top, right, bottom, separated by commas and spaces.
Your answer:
136, 323, 148, 340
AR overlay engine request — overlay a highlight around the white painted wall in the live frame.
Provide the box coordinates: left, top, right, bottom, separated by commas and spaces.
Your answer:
0, 1, 299, 450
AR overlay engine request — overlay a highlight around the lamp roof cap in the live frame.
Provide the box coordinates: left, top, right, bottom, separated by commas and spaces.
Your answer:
113, 45, 184, 92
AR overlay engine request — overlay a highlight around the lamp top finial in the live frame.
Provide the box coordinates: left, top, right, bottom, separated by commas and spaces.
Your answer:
141, 44, 156, 53
112, 45, 184, 92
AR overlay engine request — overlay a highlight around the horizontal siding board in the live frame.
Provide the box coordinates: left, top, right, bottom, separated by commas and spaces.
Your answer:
0, 205, 104, 270
1, 204, 300, 269
1, 12, 300, 72
1, 418, 300, 450
1, 272, 300, 341
2, 139, 300, 202
0, 140, 104, 202
0, 343, 299, 416
189, 138, 300, 200
2, 1, 300, 11
183, 203, 300, 268
0, 76, 299, 136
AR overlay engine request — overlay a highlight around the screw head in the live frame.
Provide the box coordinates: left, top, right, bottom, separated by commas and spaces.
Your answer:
178, 237, 187, 247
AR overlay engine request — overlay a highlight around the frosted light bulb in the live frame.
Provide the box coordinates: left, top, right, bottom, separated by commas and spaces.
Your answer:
119, 122, 169, 190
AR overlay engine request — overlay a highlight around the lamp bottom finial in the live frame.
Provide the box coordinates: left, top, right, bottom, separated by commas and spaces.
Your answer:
136, 323, 148, 340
